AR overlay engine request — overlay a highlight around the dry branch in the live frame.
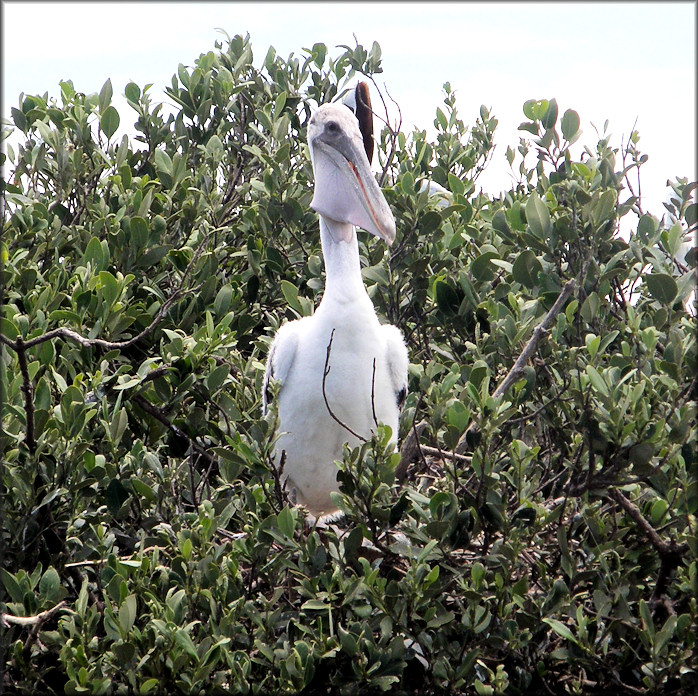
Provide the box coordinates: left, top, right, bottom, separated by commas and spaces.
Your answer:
609, 488, 688, 559
455, 278, 576, 455
1, 600, 70, 660
0, 601, 69, 628
0, 237, 208, 455
322, 328, 367, 442
396, 419, 427, 483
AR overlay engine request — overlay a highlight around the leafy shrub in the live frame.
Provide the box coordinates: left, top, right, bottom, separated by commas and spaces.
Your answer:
1, 33, 696, 695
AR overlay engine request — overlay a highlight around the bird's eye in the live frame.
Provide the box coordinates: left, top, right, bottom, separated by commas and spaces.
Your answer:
326, 121, 340, 134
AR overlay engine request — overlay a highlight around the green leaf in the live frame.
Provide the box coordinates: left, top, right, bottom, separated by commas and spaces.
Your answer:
639, 599, 655, 639
276, 507, 295, 537
106, 478, 129, 515
523, 99, 549, 121
206, 364, 230, 393
424, 565, 440, 586
119, 594, 137, 634
580, 292, 600, 323
205, 134, 224, 159
154, 148, 173, 175
492, 209, 511, 236
124, 81, 140, 103
99, 271, 120, 307
434, 278, 460, 314
1, 569, 24, 603
435, 107, 448, 131
338, 625, 358, 656
592, 190, 617, 227
645, 273, 678, 305
129, 216, 148, 247
637, 214, 657, 241
541, 98, 558, 129
139, 679, 159, 694
685, 203, 697, 226
561, 109, 580, 141
11, 107, 27, 132
470, 252, 499, 281
571, 162, 592, 181
518, 121, 539, 135
0, 317, 19, 341
100, 105, 120, 139
39, 566, 61, 600
469, 360, 489, 390
655, 614, 677, 655
523, 100, 536, 120
174, 628, 199, 659
281, 280, 302, 314
83, 236, 105, 270
525, 192, 552, 239
586, 365, 610, 397
512, 250, 543, 289
99, 78, 113, 113
585, 333, 601, 360
543, 617, 579, 645
214, 284, 233, 315
471, 562, 485, 585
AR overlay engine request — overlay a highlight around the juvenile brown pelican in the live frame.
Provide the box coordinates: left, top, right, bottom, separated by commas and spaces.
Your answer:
263, 83, 408, 516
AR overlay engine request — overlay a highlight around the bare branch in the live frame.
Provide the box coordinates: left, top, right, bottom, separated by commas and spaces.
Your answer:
419, 445, 472, 464
396, 419, 427, 483
2, 282, 200, 353
456, 278, 576, 455
0, 601, 69, 629
370, 357, 379, 430
15, 337, 36, 454
362, 75, 402, 188
609, 488, 688, 559
3, 234, 209, 354
493, 279, 577, 401
322, 328, 367, 442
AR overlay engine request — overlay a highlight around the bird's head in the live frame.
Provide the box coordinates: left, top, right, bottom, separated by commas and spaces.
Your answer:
307, 93, 395, 245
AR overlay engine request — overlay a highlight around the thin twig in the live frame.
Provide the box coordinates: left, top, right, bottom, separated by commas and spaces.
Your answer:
17, 283, 197, 353
2, 237, 208, 454
362, 75, 401, 187
370, 358, 379, 429
321, 329, 366, 442
419, 445, 472, 464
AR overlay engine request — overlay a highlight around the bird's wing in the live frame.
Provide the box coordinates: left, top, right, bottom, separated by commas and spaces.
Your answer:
381, 324, 409, 410
263, 322, 300, 414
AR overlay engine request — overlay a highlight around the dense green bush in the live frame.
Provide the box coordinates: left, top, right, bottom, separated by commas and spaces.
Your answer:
1, 33, 696, 694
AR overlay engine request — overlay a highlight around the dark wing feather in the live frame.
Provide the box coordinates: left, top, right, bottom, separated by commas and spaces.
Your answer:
355, 82, 374, 164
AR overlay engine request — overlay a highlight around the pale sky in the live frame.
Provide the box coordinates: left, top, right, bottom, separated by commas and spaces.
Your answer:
2, 1, 696, 217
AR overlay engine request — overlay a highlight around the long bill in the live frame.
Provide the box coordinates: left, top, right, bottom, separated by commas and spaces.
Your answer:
310, 135, 395, 245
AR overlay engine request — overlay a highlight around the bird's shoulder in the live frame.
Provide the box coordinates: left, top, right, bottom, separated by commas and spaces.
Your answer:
381, 323, 408, 366
380, 323, 409, 408
263, 319, 308, 412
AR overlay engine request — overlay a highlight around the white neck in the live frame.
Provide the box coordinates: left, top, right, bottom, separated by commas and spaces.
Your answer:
318, 216, 368, 305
